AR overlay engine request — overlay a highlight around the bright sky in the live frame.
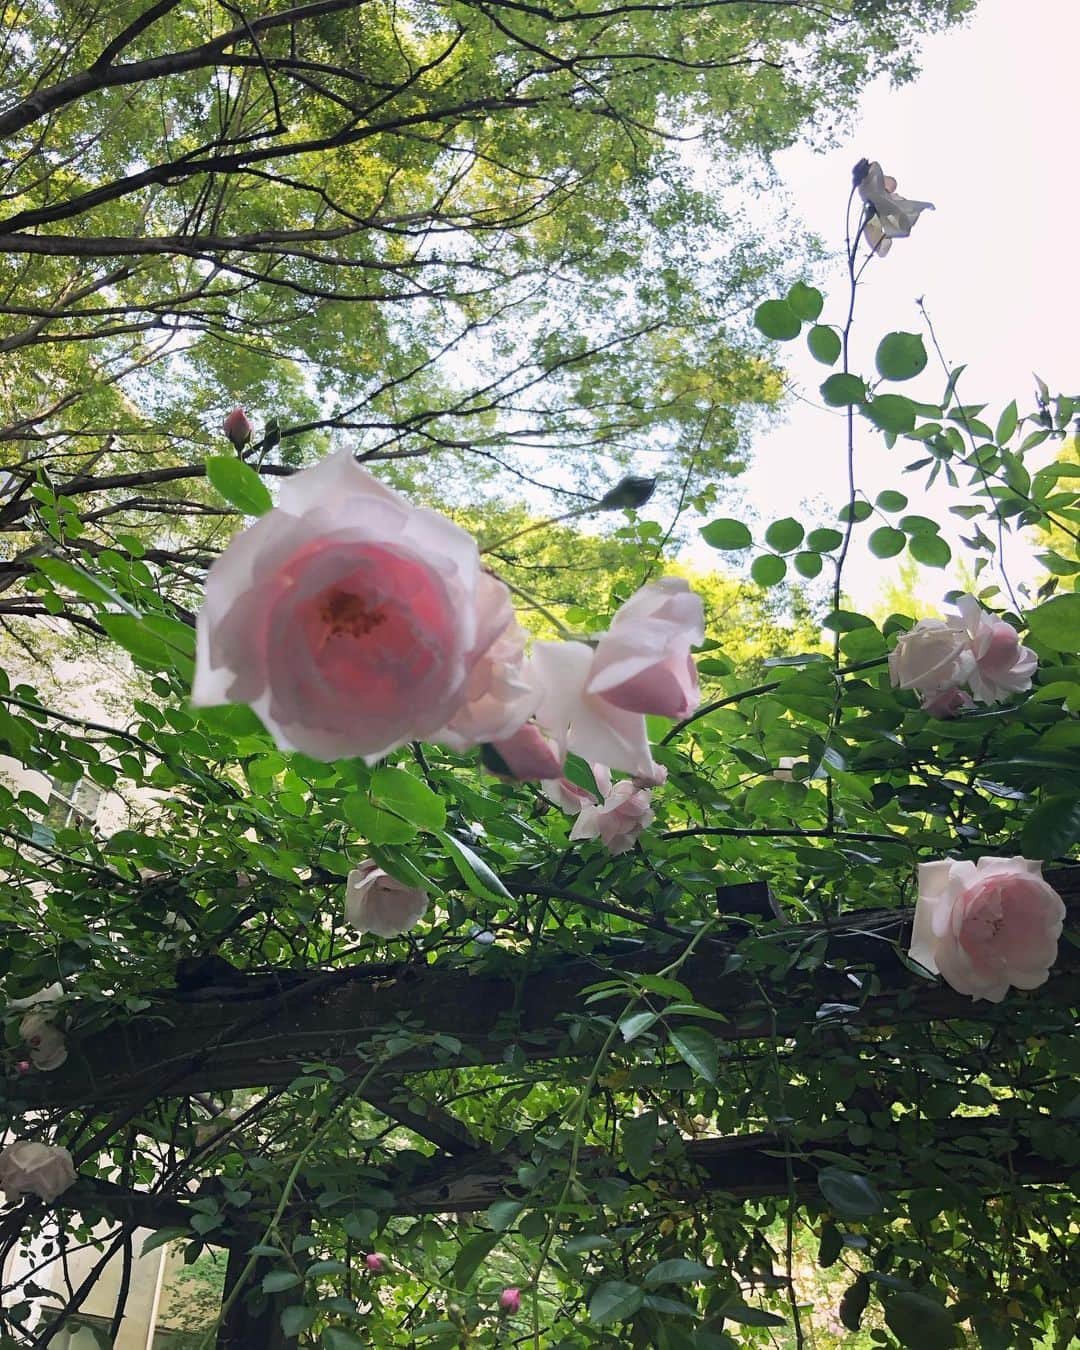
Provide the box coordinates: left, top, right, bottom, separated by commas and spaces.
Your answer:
684, 0, 1079, 612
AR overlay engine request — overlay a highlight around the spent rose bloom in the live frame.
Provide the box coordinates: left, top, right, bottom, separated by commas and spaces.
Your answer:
345, 862, 428, 937
19, 1013, 67, 1072
570, 772, 654, 855
222, 406, 253, 449
953, 594, 1038, 703
910, 857, 1066, 1003
857, 160, 934, 256
0, 1141, 77, 1203
499, 1287, 522, 1314
587, 577, 704, 720
193, 451, 525, 762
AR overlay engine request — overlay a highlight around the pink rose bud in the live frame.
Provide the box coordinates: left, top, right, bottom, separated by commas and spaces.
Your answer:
222, 406, 253, 449
16, 1061, 31, 1075
499, 1287, 522, 1314
921, 686, 974, 719
365, 1252, 385, 1273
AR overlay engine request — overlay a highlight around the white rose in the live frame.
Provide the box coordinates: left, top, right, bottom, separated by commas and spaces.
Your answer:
0, 1141, 77, 1203
19, 1012, 68, 1071
888, 618, 974, 698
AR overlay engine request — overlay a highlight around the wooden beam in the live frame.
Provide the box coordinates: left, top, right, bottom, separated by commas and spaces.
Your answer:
16, 869, 1079, 1110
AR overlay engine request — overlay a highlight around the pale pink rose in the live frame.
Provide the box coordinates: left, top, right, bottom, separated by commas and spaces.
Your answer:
222, 406, 253, 449
587, 578, 704, 720
193, 451, 518, 762
541, 775, 598, 815
19, 1013, 67, 1071
484, 722, 564, 781
910, 857, 1065, 1003
499, 1287, 522, 1314
527, 641, 656, 780
632, 761, 667, 789
858, 161, 934, 256
570, 778, 654, 856
921, 686, 975, 719
954, 594, 1038, 704
0, 1141, 77, 1203
888, 618, 974, 698
365, 1252, 386, 1273
345, 862, 428, 937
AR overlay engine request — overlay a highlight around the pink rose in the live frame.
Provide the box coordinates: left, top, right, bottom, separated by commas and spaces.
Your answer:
19, 1013, 67, 1071
954, 594, 1038, 703
0, 1141, 77, 1203
570, 774, 654, 855
193, 451, 523, 762
888, 618, 973, 698
857, 161, 934, 256
222, 406, 253, 449
587, 578, 704, 720
345, 862, 428, 938
541, 775, 598, 815
499, 1287, 522, 1314
365, 1252, 386, 1273
921, 686, 974, 719
484, 722, 565, 782
910, 857, 1065, 1003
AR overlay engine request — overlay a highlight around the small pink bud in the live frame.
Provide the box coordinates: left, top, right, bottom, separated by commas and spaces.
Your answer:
365, 1252, 385, 1273
15, 1060, 31, 1075
499, 1287, 521, 1314
222, 407, 253, 449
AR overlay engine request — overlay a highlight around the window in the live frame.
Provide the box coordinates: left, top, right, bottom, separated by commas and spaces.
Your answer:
45, 775, 103, 830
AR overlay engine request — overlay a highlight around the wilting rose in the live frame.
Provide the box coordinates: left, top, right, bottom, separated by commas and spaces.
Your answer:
857, 161, 934, 256
921, 686, 974, 719
910, 857, 1066, 1003
499, 1287, 522, 1314
954, 594, 1038, 703
587, 578, 704, 720
222, 407, 253, 449
345, 862, 428, 938
0, 1141, 77, 1203
888, 618, 974, 699
570, 774, 654, 855
19, 1013, 67, 1072
193, 451, 523, 762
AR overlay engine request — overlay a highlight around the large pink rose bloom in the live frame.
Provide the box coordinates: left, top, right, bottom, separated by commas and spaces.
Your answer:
953, 594, 1038, 703
570, 772, 654, 856
588, 578, 704, 720
193, 452, 522, 762
345, 861, 428, 938
910, 857, 1065, 1003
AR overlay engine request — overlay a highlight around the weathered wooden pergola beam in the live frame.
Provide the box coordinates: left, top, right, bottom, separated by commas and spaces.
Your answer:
16, 870, 1079, 1110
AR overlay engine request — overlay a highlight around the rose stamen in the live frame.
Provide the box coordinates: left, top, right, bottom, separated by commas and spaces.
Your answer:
316, 587, 387, 645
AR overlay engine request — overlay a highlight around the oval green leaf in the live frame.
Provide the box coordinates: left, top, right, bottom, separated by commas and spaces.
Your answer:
754, 299, 801, 340
875, 331, 928, 381
807, 324, 842, 365
794, 551, 823, 578
751, 554, 787, 587
908, 533, 952, 568
865, 393, 917, 434
205, 456, 273, 516
818, 1166, 883, 1218
821, 373, 866, 407
764, 517, 804, 553
786, 281, 823, 321
868, 527, 906, 559
807, 527, 843, 552
589, 1280, 645, 1325
701, 518, 753, 550
1027, 594, 1080, 653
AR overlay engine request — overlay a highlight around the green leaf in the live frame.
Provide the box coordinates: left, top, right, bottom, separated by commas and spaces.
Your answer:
764, 517, 804, 552
839, 1276, 871, 1332
875, 331, 928, 381
786, 281, 823, 321
754, 299, 801, 340
818, 1167, 883, 1218
908, 533, 952, 568
875, 490, 908, 511
101, 614, 193, 676
437, 831, 511, 902
751, 554, 787, 587
821, 373, 867, 407
34, 556, 129, 609
1027, 594, 1080, 653
450, 1232, 500, 1288
281, 1305, 316, 1338
884, 1293, 957, 1349
868, 527, 906, 559
865, 393, 917, 434
205, 455, 273, 516
322, 1331, 366, 1350
718, 1302, 786, 1327
669, 1026, 718, 1084
807, 527, 843, 552
794, 551, 823, 578
486, 1199, 523, 1232
701, 518, 753, 550
263, 1270, 303, 1294
589, 1280, 645, 1325
622, 1110, 658, 1178
341, 795, 418, 845
1020, 795, 1080, 857
995, 399, 1018, 443
837, 500, 873, 524
817, 1222, 842, 1269
370, 767, 446, 831
644, 1259, 712, 1287
620, 1009, 660, 1042
562, 1234, 616, 1255
807, 324, 842, 365
141, 1227, 188, 1257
